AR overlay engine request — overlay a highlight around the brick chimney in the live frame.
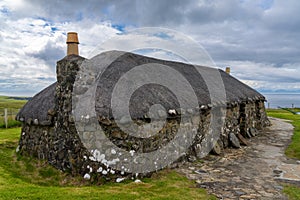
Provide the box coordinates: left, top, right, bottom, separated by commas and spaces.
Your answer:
66, 32, 79, 56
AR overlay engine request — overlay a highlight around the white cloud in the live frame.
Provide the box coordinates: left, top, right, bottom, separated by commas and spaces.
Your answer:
0, 0, 300, 96
220, 60, 300, 92
0, 10, 120, 96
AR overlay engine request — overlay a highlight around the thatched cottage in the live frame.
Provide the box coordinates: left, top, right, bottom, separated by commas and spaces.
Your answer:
16, 33, 269, 180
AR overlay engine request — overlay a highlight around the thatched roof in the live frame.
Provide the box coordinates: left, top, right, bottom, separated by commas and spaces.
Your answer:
17, 51, 265, 124
95, 52, 264, 119
16, 82, 56, 124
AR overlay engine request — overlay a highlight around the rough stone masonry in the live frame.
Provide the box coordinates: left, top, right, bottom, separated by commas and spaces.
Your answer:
16, 51, 270, 182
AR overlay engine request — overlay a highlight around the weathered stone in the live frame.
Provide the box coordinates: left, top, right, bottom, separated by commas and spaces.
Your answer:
82, 132, 90, 140
84, 124, 96, 132
229, 132, 240, 148
187, 108, 194, 114
33, 119, 39, 125
158, 110, 167, 118
200, 105, 208, 110
119, 116, 131, 125
249, 127, 257, 137
26, 118, 33, 125
191, 116, 200, 125
16, 52, 270, 183
167, 109, 177, 115
235, 191, 246, 196
246, 129, 252, 138
39, 120, 52, 126
58, 151, 65, 160
187, 155, 197, 162
111, 130, 123, 139
47, 108, 56, 116
211, 142, 222, 155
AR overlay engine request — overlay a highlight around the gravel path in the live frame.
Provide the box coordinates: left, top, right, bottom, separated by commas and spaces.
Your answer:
177, 117, 299, 199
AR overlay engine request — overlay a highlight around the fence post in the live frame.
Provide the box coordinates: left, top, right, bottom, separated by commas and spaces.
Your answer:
4, 108, 8, 129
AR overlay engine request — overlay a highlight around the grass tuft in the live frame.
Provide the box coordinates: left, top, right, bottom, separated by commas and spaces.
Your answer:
282, 184, 300, 200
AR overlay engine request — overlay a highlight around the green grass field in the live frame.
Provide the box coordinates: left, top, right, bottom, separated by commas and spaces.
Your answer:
0, 96, 299, 199
267, 108, 300, 159
267, 108, 300, 199
0, 96, 27, 128
0, 128, 215, 199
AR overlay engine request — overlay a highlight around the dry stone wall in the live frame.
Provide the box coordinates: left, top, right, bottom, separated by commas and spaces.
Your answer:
18, 55, 270, 182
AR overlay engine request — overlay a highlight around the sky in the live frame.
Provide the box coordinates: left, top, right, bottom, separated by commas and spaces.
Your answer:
0, 0, 300, 96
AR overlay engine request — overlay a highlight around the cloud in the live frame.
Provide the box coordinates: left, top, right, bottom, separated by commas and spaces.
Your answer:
263, 0, 300, 31
28, 40, 65, 73
219, 61, 300, 92
0, 8, 120, 96
0, 0, 300, 96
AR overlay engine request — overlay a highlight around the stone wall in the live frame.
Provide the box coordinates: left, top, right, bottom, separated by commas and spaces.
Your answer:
19, 124, 54, 160
18, 55, 270, 182
54, 55, 87, 173
256, 100, 270, 129
241, 101, 270, 138
222, 105, 240, 148
19, 55, 135, 182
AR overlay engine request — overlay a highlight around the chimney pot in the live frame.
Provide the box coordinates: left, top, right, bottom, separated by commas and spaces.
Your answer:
66, 32, 79, 44
66, 32, 79, 55
225, 67, 230, 74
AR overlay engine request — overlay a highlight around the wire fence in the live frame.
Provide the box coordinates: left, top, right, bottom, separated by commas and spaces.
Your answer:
0, 108, 21, 128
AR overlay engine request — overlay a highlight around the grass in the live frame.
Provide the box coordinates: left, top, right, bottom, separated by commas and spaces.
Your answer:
267, 109, 300, 159
283, 184, 300, 200
0, 96, 28, 109
0, 128, 215, 200
0, 96, 298, 199
0, 96, 27, 128
267, 108, 300, 199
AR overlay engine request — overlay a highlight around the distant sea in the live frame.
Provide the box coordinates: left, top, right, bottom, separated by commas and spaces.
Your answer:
262, 93, 300, 108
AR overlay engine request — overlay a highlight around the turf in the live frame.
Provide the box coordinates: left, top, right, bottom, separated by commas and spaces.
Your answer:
282, 184, 300, 200
0, 96, 27, 128
267, 109, 300, 199
267, 109, 300, 159
0, 128, 215, 200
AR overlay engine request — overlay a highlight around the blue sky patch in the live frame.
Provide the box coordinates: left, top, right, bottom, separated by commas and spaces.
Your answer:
0, 7, 10, 16
153, 32, 173, 40
51, 27, 58, 32
112, 24, 125, 32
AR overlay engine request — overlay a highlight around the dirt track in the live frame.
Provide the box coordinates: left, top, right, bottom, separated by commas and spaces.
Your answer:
177, 117, 299, 199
